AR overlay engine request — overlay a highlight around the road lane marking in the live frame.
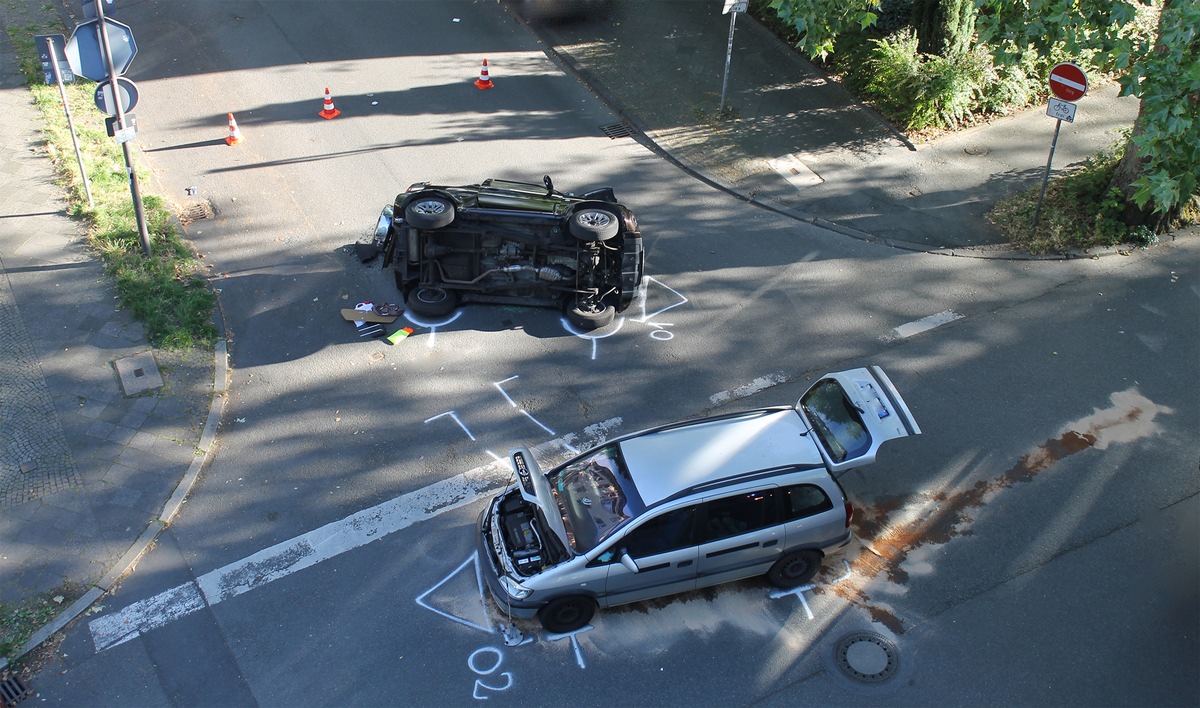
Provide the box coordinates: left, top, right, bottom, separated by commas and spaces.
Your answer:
884, 310, 964, 341
89, 419, 622, 653
709, 372, 789, 406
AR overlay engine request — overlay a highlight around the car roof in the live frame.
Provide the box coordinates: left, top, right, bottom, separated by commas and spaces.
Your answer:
618, 408, 823, 506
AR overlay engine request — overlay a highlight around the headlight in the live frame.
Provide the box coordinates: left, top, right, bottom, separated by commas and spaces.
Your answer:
499, 576, 533, 600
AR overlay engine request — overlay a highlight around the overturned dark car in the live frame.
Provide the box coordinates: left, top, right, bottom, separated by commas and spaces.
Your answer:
372, 176, 644, 330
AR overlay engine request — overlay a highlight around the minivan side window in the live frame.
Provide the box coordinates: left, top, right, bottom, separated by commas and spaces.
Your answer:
700, 489, 779, 543
783, 484, 833, 520
623, 506, 697, 558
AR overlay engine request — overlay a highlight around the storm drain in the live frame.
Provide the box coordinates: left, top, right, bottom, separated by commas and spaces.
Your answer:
833, 631, 901, 684
178, 198, 215, 225
1, 674, 30, 704
601, 122, 635, 139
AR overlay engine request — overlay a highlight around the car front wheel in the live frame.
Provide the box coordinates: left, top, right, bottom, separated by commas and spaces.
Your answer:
406, 286, 457, 318
537, 596, 596, 633
767, 550, 822, 588
565, 298, 615, 330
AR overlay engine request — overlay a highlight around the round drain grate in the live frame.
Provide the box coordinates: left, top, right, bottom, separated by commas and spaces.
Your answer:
834, 631, 900, 684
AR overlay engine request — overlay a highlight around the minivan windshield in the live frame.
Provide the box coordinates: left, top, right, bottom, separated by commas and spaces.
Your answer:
547, 445, 640, 553
800, 380, 871, 462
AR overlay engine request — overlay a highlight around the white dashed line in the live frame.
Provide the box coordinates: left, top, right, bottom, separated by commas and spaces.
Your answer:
884, 310, 964, 341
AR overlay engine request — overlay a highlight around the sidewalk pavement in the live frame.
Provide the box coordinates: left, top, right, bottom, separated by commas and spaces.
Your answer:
0, 0, 1154, 674
532, 0, 1142, 252
0, 26, 224, 670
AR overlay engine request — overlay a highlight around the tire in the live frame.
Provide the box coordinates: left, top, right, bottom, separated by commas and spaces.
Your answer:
565, 299, 616, 330
767, 550, 822, 588
537, 596, 596, 633
569, 208, 619, 241
405, 196, 455, 229
406, 286, 457, 318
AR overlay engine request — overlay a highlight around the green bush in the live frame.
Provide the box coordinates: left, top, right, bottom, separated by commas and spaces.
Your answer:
863, 30, 978, 131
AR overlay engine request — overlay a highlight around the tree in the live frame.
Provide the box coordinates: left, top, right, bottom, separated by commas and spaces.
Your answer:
912, 0, 978, 57
976, 0, 1200, 228
766, 0, 881, 60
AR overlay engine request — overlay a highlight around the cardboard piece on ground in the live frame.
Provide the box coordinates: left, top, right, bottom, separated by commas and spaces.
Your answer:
341, 308, 398, 323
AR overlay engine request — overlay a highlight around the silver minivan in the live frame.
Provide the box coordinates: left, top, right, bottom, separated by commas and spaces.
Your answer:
477, 366, 920, 632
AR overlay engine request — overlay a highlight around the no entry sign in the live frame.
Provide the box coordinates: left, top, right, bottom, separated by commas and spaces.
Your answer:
1049, 62, 1088, 102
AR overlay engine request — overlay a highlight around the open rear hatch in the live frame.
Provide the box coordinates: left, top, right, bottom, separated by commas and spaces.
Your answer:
797, 365, 921, 472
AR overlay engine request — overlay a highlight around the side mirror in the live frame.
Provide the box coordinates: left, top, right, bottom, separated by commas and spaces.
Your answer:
543, 174, 555, 196
619, 551, 639, 574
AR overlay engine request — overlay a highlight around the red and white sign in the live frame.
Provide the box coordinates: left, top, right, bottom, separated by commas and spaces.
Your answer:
1049, 62, 1088, 102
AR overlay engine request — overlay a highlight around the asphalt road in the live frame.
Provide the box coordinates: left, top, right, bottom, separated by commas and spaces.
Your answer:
31, 1, 1198, 705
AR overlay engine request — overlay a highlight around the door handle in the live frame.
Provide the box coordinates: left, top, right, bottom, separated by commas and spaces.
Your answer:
677, 559, 694, 567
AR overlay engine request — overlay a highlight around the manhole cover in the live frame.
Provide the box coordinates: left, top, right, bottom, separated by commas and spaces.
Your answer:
601, 123, 635, 139
834, 631, 900, 684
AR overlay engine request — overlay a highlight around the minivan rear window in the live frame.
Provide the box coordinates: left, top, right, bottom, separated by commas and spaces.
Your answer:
800, 380, 871, 462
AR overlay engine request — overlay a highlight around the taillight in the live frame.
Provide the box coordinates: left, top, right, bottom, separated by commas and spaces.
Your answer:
844, 501, 854, 528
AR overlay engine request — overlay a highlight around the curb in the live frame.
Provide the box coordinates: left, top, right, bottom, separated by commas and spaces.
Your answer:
528, 13, 1168, 263
6, 312, 228, 665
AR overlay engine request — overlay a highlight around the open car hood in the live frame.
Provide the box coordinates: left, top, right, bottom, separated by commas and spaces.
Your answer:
508, 446, 571, 551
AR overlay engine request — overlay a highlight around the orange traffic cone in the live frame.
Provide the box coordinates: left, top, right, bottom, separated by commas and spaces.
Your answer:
319, 87, 341, 119
474, 59, 494, 90
225, 112, 245, 145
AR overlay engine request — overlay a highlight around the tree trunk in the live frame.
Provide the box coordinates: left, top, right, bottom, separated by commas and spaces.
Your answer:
1107, 0, 1177, 230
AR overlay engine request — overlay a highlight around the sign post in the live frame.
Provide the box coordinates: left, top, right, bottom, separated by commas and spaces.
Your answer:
1033, 63, 1089, 228
68, 4, 151, 256
38, 34, 93, 207
718, 0, 747, 116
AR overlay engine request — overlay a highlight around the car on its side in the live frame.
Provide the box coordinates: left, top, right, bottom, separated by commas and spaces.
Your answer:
372, 176, 643, 330
477, 365, 921, 632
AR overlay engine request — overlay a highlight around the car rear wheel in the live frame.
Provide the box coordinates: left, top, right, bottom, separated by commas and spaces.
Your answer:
767, 550, 822, 588
406, 286, 457, 318
565, 298, 616, 330
569, 208, 619, 241
537, 596, 596, 633
405, 196, 455, 229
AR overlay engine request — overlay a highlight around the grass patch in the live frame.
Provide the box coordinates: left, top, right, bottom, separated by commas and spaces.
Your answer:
988, 141, 1198, 254
0, 582, 83, 660
6, 22, 216, 349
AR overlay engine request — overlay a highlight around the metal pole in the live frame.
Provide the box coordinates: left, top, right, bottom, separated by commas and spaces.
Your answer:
95, 1, 152, 257
718, 11, 737, 115
1032, 118, 1063, 228
46, 38, 92, 208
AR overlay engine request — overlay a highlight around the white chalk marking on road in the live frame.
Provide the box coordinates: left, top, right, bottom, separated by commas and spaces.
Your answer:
562, 317, 626, 361
493, 376, 520, 407
426, 410, 476, 441
832, 559, 852, 583
520, 410, 555, 436
709, 372, 789, 406
494, 375, 555, 435
547, 625, 593, 669
769, 583, 816, 619
89, 420, 623, 653
404, 310, 462, 348
415, 552, 493, 634
632, 276, 689, 324
884, 310, 964, 342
